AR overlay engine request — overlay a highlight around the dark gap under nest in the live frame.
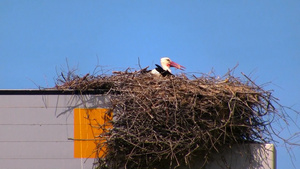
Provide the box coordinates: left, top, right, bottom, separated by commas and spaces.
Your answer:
56, 67, 278, 169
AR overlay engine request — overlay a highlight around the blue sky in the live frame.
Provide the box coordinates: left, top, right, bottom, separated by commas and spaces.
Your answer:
1, 0, 300, 168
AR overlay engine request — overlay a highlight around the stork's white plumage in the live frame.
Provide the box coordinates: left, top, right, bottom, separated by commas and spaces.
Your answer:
151, 57, 185, 77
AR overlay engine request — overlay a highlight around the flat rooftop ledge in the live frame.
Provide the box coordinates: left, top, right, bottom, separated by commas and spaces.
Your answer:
0, 89, 108, 95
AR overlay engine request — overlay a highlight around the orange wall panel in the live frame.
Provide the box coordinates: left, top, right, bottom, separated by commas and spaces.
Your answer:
74, 108, 112, 158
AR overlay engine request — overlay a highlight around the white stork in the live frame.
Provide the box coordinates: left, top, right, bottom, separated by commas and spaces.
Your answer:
151, 57, 185, 77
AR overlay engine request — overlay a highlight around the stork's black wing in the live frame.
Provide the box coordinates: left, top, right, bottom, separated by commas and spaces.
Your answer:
155, 64, 173, 77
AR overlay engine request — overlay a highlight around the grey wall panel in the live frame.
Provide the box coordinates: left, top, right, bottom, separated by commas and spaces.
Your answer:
0, 93, 107, 169
0, 95, 110, 108
0, 108, 74, 125
0, 142, 74, 159
0, 125, 73, 142
0, 159, 94, 169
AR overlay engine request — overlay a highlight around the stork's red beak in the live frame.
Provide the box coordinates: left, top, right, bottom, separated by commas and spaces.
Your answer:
170, 61, 185, 70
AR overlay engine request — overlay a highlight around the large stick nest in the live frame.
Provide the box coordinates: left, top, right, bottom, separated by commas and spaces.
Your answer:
56, 67, 276, 169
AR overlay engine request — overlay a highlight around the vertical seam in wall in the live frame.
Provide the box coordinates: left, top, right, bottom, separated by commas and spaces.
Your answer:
79, 109, 84, 169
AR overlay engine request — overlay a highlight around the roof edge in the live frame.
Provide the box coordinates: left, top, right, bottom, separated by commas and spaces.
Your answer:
0, 89, 108, 95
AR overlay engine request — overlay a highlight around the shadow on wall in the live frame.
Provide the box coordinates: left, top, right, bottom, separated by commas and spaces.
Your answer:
179, 144, 276, 169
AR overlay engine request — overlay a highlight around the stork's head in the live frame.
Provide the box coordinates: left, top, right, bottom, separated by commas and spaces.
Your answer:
160, 57, 185, 71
